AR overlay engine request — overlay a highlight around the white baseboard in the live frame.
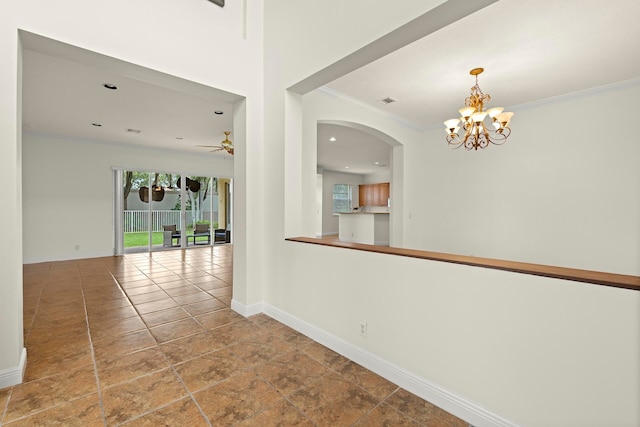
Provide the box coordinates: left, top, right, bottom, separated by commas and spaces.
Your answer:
257, 304, 518, 427
23, 251, 113, 265
0, 348, 27, 389
230, 299, 263, 317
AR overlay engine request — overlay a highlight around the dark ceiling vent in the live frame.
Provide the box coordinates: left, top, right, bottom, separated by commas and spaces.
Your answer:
379, 97, 397, 105
126, 128, 141, 134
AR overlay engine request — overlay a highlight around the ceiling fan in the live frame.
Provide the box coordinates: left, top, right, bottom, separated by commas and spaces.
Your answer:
198, 131, 234, 155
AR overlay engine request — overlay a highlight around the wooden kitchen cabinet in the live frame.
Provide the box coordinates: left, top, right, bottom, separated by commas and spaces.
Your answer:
359, 182, 389, 206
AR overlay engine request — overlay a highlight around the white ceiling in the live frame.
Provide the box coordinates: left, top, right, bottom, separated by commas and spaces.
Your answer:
21, 33, 240, 157
317, 123, 391, 175
21, 0, 640, 171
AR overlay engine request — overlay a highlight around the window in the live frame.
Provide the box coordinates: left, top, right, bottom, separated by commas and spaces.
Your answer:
333, 184, 352, 213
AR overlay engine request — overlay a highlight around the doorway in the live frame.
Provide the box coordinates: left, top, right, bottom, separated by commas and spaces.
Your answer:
116, 170, 231, 254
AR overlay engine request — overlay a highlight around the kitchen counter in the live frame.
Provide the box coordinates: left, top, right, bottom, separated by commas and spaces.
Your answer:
339, 212, 389, 214
338, 212, 389, 245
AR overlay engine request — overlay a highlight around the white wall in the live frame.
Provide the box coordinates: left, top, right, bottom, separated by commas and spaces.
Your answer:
304, 82, 640, 276
2, 0, 263, 385
362, 171, 391, 184
403, 82, 640, 276
278, 241, 640, 427
22, 134, 233, 263
320, 170, 363, 236
265, 3, 640, 427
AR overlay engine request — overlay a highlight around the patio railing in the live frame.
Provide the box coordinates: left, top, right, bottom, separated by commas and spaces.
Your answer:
123, 210, 213, 233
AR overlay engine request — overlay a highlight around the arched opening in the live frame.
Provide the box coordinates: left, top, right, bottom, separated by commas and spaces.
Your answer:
316, 120, 403, 247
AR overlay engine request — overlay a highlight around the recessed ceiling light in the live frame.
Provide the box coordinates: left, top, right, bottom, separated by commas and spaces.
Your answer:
214, 111, 224, 115
126, 128, 141, 134
374, 161, 379, 165
344, 166, 350, 169
329, 137, 336, 142
103, 83, 118, 90
92, 123, 102, 127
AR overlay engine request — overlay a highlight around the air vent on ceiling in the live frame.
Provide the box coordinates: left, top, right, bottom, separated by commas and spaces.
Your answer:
126, 128, 141, 134
378, 97, 397, 105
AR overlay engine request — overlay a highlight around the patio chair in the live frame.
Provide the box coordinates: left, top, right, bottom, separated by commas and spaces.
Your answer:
192, 224, 211, 245
162, 224, 180, 247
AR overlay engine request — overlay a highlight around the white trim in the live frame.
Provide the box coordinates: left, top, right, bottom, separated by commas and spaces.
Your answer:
318, 86, 427, 131
508, 76, 640, 113
321, 77, 640, 133
262, 304, 519, 427
23, 251, 114, 265
0, 348, 27, 389
230, 299, 263, 317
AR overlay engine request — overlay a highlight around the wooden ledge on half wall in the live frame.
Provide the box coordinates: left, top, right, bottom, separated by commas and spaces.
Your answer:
285, 237, 640, 292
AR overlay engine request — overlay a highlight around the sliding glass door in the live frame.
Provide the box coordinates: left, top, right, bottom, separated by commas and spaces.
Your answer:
115, 169, 229, 254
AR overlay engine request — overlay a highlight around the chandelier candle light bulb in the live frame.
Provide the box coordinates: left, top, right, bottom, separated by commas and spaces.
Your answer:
444, 68, 514, 150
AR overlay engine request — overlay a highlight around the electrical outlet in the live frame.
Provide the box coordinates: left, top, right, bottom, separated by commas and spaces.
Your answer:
359, 321, 367, 337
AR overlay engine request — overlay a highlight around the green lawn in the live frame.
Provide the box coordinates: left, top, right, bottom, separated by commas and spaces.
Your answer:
124, 227, 209, 248
124, 232, 163, 247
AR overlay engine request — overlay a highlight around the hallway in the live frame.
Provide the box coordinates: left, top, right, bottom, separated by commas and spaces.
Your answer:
0, 246, 466, 426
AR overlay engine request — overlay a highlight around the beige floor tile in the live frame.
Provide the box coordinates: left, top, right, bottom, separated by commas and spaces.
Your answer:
182, 298, 227, 316
128, 290, 170, 305
23, 347, 93, 382
172, 291, 215, 306
159, 332, 226, 364
256, 350, 329, 396
134, 298, 180, 315
101, 368, 188, 425
3, 366, 98, 423
88, 315, 147, 341
385, 389, 468, 427
228, 336, 295, 367
210, 319, 271, 345
205, 286, 233, 298
288, 372, 378, 427
119, 397, 209, 427
194, 370, 281, 426
163, 284, 202, 297
154, 279, 193, 290
337, 361, 399, 401
237, 399, 315, 426
123, 284, 163, 296
268, 325, 313, 348
88, 305, 139, 323
140, 307, 190, 327
217, 295, 232, 306
174, 348, 249, 392
353, 403, 422, 426
2, 393, 103, 427
96, 347, 171, 389
301, 341, 349, 369
149, 317, 207, 343
196, 308, 243, 330
13, 246, 470, 427
92, 329, 157, 361
0, 387, 11, 420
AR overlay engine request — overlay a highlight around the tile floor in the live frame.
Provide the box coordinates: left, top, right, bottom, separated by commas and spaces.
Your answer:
0, 245, 468, 426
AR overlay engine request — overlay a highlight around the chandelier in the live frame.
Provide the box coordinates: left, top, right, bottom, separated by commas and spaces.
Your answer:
444, 68, 514, 150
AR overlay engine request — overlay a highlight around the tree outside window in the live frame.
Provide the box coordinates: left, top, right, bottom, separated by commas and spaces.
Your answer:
333, 184, 351, 213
